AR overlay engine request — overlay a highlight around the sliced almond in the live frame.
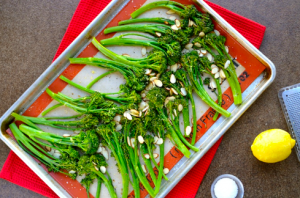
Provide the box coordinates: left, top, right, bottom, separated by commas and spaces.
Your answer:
194, 42, 201, 48
180, 87, 187, 96
210, 80, 217, 89
214, 29, 220, 36
171, 88, 178, 95
188, 19, 195, 27
154, 136, 159, 144
153, 153, 159, 159
149, 72, 156, 76
225, 46, 229, 53
167, 9, 175, 14
170, 74, 176, 84
214, 72, 220, 79
173, 109, 177, 117
141, 47, 146, 56
211, 64, 218, 69
224, 60, 230, 69
127, 136, 131, 147
130, 109, 140, 117
163, 168, 170, 174
69, 170, 76, 174
122, 53, 130, 57
155, 32, 162, 37
141, 92, 146, 98
97, 145, 103, 153
142, 165, 148, 173
138, 135, 144, 144
113, 114, 121, 122
63, 134, 71, 137
199, 53, 204, 57
100, 166, 106, 174
154, 79, 163, 87
171, 25, 179, 31
207, 53, 213, 62
139, 101, 147, 110
170, 63, 178, 72
185, 126, 192, 136
178, 104, 183, 112
145, 82, 154, 91
144, 153, 150, 159
131, 138, 136, 148
45, 146, 51, 152
156, 138, 164, 145
142, 105, 149, 113
53, 153, 61, 159
211, 67, 219, 74
102, 150, 109, 160
199, 32, 205, 37
115, 124, 122, 131
220, 69, 226, 79
175, 19, 181, 28
200, 49, 207, 55
169, 16, 176, 21
185, 43, 193, 50
145, 69, 152, 75
150, 76, 158, 81
94, 166, 99, 171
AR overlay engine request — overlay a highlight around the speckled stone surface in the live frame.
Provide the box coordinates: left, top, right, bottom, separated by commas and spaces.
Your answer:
0, 0, 299, 197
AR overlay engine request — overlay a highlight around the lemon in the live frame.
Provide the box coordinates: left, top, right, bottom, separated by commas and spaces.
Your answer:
251, 129, 296, 163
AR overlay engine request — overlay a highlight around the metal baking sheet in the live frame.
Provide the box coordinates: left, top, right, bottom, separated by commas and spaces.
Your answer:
0, 0, 276, 197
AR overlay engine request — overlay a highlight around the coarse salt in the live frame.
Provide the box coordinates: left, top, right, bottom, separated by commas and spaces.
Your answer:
214, 178, 238, 198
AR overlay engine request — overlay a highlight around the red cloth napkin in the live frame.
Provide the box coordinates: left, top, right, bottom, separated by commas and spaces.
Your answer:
0, 0, 266, 197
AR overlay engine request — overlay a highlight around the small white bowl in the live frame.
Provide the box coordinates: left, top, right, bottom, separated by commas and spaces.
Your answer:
211, 174, 244, 198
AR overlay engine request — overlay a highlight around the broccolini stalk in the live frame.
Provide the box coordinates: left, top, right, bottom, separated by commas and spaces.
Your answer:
19, 124, 99, 154
166, 100, 199, 152
123, 120, 156, 197
119, 17, 175, 25
91, 38, 167, 73
86, 70, 115, 89
77, 154, 117, 198
174, 69, 198, 145
104, 24, 170, 35
80, 173, 98, 198
140, 143, 157, 184
181, 51, 231, 117
12, 113, 99, 131
147, 87, 191, 158
100, 35, 181, 65
96, 123, 130, 198
9, 123, 78, 179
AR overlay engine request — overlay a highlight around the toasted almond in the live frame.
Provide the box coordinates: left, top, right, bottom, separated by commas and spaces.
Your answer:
178, 104, 183, 112
130, 138, 136, 148
124, 112, 132, 120
144, 153, 150, 159
169, 16, 176, 21
185, 43, 193, 50
63, 134, 71, 137
150, 76, 158, 81
163, 168, 170, 174
185, 126, 192, 136
214, 29, 220, 36
180, 87, 187, 96
194, 42, 201, 48
164, 98, 170, 106
149, 72, 156, 76
115, 124, 122, 131
138, 135, 144, 144
100, 166, 106, 173
207, 53, 213, 62
171, 25, 179, 31
139, 101, 147, 110
154, 136, 159, 144
114, 114, 121, 122
164, 21, 169, 25
102, 150, 109, 160
69, 170, 76, 174
127, 136, 131, 147
170, 74, 176, 84
171, 88, 178, 95
45, 146, 51, 152
188, 19, 195, 27
156, 138, 164, 145
141, 47, 146, 56
154, 79, 163, 87
225, 46, 229, 53
214, 72, 220, 79
211, 67, 219, 74
130, 109, 140, 117
224, 60, 230, 69
97, 145, 103, 153
170, 63, 178, 72
142, 105, 149, 113
168, 96, 176, 101
167, 9, 176, 14
199, 53, 204, 57
165, 87, 171, 91
53, 152, 61, 159
145, 69, 152, 75
153, 153, 159, 159
210, 80, 217, 89
199, 31, 205, 37
220, 69, 226, 79
145, 82, 154, 91
94, 166, 99, 171
200, 49, 207, 55
173, 109, 177, 116
122, 53, 130, 57
211, 64, 218, 69
175, 19, 181, 28
142, 165, 148, 173
155, 32, 162, 37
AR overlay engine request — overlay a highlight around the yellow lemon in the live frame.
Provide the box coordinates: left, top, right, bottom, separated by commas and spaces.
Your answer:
251, 129, 296, 163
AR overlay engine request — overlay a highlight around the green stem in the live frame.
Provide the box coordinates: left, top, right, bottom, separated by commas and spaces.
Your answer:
154, 142, 165, 194
60, 75, 94, 94
187, 91, 197, 145
182, 99, 190, 136
119, 17, 175, 25
104, 24, 170, 35
41, 104, 63, 116
94, 171, 117, 198
86, 70, 115, 89
140, 144, 157, 185
147, 145, 168, 181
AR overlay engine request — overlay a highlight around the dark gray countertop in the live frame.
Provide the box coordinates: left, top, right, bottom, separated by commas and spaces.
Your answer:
1, 0, 299, 197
